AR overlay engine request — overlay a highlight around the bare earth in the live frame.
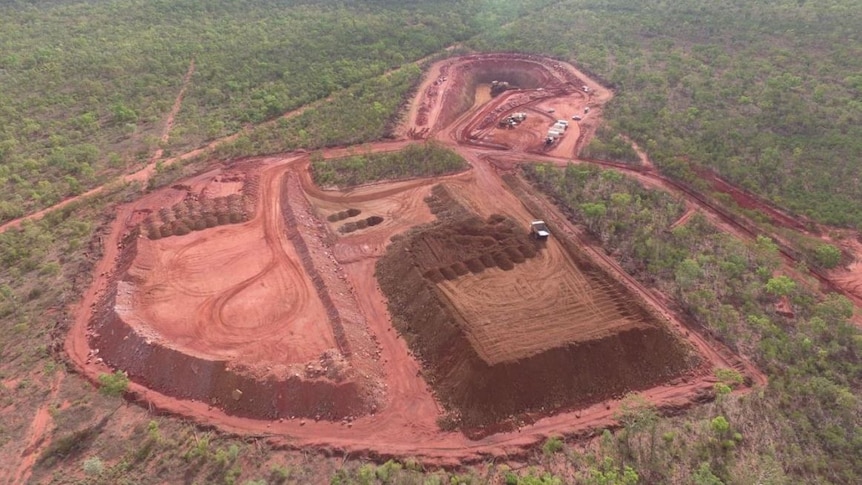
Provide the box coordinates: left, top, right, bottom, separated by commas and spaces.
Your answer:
51, 52, 818, 465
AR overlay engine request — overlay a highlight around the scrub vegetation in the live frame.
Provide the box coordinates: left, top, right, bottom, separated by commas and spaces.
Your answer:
311, 143, 468, 189
473, 0, 862, 228
1, 0, 860, 484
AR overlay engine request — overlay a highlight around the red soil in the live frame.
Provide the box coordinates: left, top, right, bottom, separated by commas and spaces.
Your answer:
64, 52, 858, 465
5, 372, 64, 485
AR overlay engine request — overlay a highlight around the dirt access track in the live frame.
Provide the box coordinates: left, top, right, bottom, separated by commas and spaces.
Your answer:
67, 53, 766, 463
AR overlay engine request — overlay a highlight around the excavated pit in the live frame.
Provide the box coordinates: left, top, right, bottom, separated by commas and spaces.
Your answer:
435, 55, 560, 131
90, 229, 368, 420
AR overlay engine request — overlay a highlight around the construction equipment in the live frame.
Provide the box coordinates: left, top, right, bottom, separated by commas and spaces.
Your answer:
530, 220, 550, 239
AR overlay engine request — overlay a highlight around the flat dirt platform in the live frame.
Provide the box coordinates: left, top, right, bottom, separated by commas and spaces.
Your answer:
128, 211, 336, 365
439, 239, 648, 364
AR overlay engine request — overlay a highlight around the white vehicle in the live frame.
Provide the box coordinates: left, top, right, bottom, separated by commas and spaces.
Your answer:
531, 220, 550, 239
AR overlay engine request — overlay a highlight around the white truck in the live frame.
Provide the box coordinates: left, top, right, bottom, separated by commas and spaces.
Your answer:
531, 220, 550, 239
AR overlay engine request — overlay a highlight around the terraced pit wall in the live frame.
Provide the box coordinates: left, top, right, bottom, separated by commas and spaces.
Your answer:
89, 231, 367, 421
437, 56, 548, 131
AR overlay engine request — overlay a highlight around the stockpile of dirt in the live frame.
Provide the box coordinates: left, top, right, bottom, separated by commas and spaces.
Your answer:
89, 229, 370, 421
411, 214, 540, 281
376, 188, 698, 429
142, 173, 259, 239
339, 216, 384, 234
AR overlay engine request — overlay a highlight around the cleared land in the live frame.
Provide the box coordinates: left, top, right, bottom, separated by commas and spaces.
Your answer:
64, 53, 768, 461
440, 247, 653, 365
377, 187, 697, 429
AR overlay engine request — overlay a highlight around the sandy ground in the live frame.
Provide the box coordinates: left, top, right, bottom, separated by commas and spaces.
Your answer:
0, 51, 834, 471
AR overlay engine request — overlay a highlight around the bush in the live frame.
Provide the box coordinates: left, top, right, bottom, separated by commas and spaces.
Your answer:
270, 464, 291, 483
98, 370, 129, 397
376, 459, 402, 483
542, 436, 565, 455
82, 456, 104, 476
814, 244, 842, 268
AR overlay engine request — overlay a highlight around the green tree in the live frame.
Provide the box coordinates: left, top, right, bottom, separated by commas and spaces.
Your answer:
82, 456, 104, 476
98, 370, 130, 397
814, 244, 841, 269
692, 462, 724, 485
581, 202, 607, 234
765, 275, 796, 297
710, 416, 730, 435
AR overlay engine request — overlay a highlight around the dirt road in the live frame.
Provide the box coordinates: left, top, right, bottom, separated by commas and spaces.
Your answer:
54, 53, 862, 465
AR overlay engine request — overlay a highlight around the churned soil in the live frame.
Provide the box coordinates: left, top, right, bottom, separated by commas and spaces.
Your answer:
59, 53, 775, 463
88, 160, 383, 421
376, 185, 698, 430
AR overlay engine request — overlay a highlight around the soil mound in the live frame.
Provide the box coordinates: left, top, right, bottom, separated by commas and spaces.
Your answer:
376, 187, 698, 429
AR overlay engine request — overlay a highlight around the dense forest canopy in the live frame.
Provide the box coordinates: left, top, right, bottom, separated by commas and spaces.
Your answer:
3, 0, 860, 226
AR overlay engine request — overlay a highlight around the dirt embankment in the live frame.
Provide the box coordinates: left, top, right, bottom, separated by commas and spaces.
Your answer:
376, 186, 698, 431
90, 205, 369, 422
